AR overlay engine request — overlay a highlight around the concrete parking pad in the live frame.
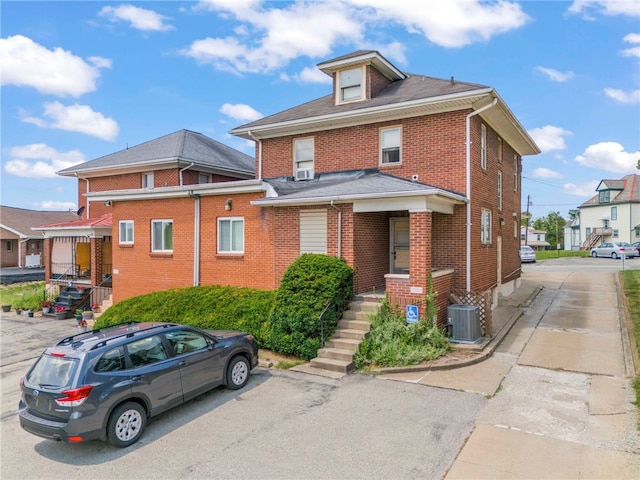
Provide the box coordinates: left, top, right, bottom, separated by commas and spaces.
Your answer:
445, 424, 639, 480
538, 305, 621, 333
518, 329, 625, 376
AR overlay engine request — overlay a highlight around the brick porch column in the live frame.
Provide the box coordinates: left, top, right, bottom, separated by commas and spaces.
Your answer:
90, 237, 103, 286
44, 237, 53, 282
409, 210, 432, 295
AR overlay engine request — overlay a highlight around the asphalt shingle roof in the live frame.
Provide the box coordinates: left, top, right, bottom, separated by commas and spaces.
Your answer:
0, 206, 80, 237
57, 129, 255, 176
580, 174, 640, 207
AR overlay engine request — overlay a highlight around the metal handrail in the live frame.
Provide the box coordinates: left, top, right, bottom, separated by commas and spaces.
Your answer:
319, 302, 333, 347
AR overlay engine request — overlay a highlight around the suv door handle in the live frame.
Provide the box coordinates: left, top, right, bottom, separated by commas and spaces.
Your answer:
179, 360, 189, 366
130, 375, 143, 382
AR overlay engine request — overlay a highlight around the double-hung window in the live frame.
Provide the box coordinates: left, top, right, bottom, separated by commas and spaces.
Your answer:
380, 127, 401, 165
218, 217, 244, 254
119, 220, 134, 245
198, 173, 210, 184
513, 155, 518, 191
611, 206, 617, 220
480, 124, 487, 170
481, 208, 492, 244
338, 67, 363, 102
294, 138, 314, 179
497, 171, 503, 211
143, 172, 154, 189
151, 219, 173, 252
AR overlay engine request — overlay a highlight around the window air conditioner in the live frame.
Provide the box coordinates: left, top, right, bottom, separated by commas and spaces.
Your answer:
295, 169, 313, 181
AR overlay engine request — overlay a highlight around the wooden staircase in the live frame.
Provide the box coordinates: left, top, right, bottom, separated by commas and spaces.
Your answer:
308, 295, 381, 374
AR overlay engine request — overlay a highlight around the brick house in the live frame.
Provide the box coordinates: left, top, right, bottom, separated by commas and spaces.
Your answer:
43, 50, 539, 327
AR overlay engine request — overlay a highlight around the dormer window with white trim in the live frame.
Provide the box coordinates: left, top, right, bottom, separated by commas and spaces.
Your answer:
380, 126, 401, 165
294, 137, 314, 180
338, 67, 364, 103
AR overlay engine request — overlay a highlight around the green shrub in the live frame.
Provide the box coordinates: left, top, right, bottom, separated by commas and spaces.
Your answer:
354, 297, 450, 369
267, 254, 354, 360
94, 285, 275, 346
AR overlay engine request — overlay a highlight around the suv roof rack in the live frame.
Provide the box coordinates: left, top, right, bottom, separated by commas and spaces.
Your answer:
55, 322, 176, 350
89, 322, 176, 350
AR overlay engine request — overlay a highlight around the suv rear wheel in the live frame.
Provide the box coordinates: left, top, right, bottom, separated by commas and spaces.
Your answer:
107, 402, 146, 448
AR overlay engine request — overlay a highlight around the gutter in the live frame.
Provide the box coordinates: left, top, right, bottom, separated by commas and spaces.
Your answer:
247, 130, 262, 180
330, 201, 342, 258
465, 97, 497, 292
188, 191, 201, 286
179, 162, 195, 186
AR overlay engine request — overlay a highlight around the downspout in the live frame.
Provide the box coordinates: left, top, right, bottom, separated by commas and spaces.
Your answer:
247, 131, 262, 180
465, 97, 497, 292
330, 201, 342, 258
179, 162, 195, 186
188, 191, 201, 286
18, 238, 28, 268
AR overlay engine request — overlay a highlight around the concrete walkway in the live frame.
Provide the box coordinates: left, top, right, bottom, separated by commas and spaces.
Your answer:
381, 265, 640, 479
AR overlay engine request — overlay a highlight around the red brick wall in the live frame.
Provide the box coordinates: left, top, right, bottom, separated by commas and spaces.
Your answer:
353, 212, 389, 293
367, 65, 393, 98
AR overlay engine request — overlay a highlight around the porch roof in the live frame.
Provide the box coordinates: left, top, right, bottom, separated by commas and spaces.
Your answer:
34, 213, 113, 238
254, 170, 467, 214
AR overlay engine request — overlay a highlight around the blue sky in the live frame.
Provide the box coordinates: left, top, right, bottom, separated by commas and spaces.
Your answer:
1, 0, 639, 221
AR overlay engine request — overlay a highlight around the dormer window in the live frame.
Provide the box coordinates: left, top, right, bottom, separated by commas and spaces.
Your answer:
338, 67, 363, 103
599, 190, 610, 204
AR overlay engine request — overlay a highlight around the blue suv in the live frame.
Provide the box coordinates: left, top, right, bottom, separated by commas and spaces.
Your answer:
19, 322, 258, 447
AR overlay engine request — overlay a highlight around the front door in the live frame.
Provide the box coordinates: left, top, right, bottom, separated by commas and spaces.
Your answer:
390, 218, 409, 274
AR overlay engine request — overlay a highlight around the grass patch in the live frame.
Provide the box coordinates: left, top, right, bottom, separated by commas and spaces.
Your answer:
620, 270, 640, 410
535, 250, 589, 260
0, 282, 46, 311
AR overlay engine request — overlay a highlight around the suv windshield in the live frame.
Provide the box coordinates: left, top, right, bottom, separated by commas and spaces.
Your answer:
26, 354, 77, 389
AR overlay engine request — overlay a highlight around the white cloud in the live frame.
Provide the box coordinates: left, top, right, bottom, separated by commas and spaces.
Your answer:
568, 0, 640, 19
0, 35, 109, 97
563, 181, 600, 197
21, 102, 119, 141
537, 66, 574, 82
186, 1, 527, 74
532, 168, 562, 179
4, 144, 85, 178
88, 56, 113, 69
299, 66, 333, 84
39, 201, 78, 210
575, 141, 640, 173
99, 4, 174, 31
603, 88, 640, 104
528, 125, 572, 153
220, 103, 263, 121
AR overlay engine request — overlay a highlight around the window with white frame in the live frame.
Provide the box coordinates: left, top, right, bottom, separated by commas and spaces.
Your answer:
151, 220, 173, 252
218, 217, 244, 254
611, 206, 617, 220
481, 124, 487, 170
294, 138, 314, 178
198, 173, 210, 184
338, 67, 363, 102
481, 208, 491, 244
380, 127, 401, 165
513, 155, 518, 191
143, 172, 154, 189
119, 220, 134, 244
497, 171, 503, 211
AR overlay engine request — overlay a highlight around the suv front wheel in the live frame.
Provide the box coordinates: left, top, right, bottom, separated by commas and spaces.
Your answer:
107, 402, 147, 448
227, 356, 250, 390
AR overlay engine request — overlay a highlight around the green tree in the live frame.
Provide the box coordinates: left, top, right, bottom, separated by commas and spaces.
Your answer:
568, 209, 579, 221
536, 211, 566, 249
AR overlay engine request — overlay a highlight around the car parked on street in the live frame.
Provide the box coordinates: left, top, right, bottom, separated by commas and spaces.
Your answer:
18, 322, 259, 448
590, 242, 639, 259
519, 245, 536, 263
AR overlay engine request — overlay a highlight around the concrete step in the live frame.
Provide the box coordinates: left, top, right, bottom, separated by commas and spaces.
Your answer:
332, 328, 367, 340
317, 347, 356, 362
337, 319, 370, 332
309, 356, 353, 373
341, 310, 374, 321
324, 338, 361, 352
345, 300, 381, 313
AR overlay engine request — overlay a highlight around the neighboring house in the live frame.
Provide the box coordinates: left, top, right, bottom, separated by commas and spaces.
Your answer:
0, 206, 78, 268
564, 217, 581, 251
520, 226, 551, 251
578, 174, 640, 250
35, 129, 254, 303
43, 50, 540, 328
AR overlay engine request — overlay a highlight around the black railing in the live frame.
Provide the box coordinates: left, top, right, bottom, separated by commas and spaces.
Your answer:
319, 302, 333, 347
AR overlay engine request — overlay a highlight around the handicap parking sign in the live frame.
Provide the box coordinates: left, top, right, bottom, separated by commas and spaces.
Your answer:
405, 305, 419, 324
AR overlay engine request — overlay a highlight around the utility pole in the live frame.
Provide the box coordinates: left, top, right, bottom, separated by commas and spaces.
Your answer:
525, 195, 531, 246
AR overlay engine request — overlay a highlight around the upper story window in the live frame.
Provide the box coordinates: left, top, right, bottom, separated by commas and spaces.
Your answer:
497, 171, 503, 211
218, 217, 244, 254
151, 219, 173, 252
498, 137, 503, 163
481, 124, 487, 170
611, 206, 617, 220
380, 127, 401, 165
599, 190, 610, 204
119, 220, 134, 245
513, 155, 518, 191
143, 172, 154, 189
338, 67, 363, 103
481, 208, 492, 244
294, 138, 314, 180
198, 173, 210, 184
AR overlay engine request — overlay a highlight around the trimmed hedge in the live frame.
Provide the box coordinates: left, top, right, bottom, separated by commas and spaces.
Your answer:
267, 254, 354, 360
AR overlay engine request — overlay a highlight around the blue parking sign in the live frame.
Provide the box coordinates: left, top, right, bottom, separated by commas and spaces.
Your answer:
406, 305, 419, 324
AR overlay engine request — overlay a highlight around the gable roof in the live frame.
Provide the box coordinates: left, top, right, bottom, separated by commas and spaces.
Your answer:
253, 169, 466, 214
230, 51, 539, 157
57, 129, 255, 178
580, 174, 640, 208
0, 206, 79, 238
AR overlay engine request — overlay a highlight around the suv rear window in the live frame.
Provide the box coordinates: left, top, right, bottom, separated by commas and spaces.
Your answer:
27, 354, 77, 389
95, 347, 126, 373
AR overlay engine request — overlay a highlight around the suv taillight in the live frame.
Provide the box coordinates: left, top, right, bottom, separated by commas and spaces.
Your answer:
55, 386, 93, 407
